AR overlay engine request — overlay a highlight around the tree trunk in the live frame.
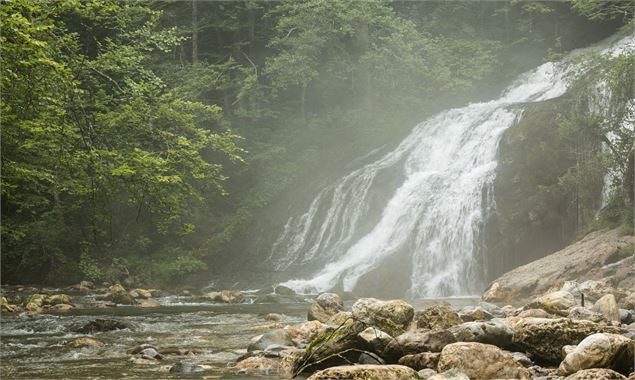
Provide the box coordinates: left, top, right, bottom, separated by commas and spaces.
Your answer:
192, 0, 199, 64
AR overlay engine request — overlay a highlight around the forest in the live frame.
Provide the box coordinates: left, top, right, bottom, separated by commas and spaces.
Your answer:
2, 0, 633, 289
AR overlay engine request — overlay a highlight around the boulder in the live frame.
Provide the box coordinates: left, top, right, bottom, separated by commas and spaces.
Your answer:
135, 347, 163, 361
512, 317, 617, 364
519, 308, 553, 318
326, 311, 353, 326
351, 298, 414, 337
578, 280, 618, 303
620, 309, 634, 324
294, 318, 366, 374
306, 364, 419, 380
77, 319, 130, 333
569, 306, 606, 323
437, 342, 531, 379
169, 361, 206, 373
592, 294, 620, 323
458, 306, 494, 322
558, 333, 634, 376
264, 313, 284, 321
1, 297, 18, 312
25, 294, 46, 308
274, 285, 296, 296
278, 348, 305, 377
622, 292, 635, 310
285, 320, 326, 346
564, 368, 627, 380
248, 329, 294, 352
383, 329, 456, 361
46, 294, 72, 305
449, 318, 513, 348
131, 288, 152, 299
49, 303, 74, 311
357, 352, 385, 365
127, 344, 158, 355
139, 299, 160, 308
428, 368, 470, 379
357, 327, 395, 355
418, 368, 438, 379
235, 355, 279, 376
398, 352, 440, 370
308, 293, 344, 323
416, 305, 462, 330
205, 290, 244, 304
105, 286, 136, 305
67, 337, 104, 348
525, 290, 576, 316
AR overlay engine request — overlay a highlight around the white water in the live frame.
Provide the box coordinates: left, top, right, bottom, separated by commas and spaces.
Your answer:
271, 33, 635, 298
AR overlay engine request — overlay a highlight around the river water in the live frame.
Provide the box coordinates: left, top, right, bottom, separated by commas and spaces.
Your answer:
0, 289, 478, 379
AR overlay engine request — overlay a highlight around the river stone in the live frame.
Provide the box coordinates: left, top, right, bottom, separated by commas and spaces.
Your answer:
510, 351, 533, 367
449, 318, 514, 348
578, 280, 616, 303
418, 368, 438, 379
428, 368, 471, 380
285, 320, 326, 346
326, 311, 353, 326
569, 306, 606, 323
77, 319, 130, 333
525, 290, 576, 316
564, 368, 627, 380
558, 333, 635, 376
416, 305, 462, 330
398, 352, 440, 370
25, 294, 46, 308
519, 308, 553, 318
357, 352, 385, 364
511, 317, 615, 364
67, 337, 104, 348
620, 309, 634, 324
138, 347, 163, 360
264, 313, 284, 321
127, 344, 158, 355
1, 297, 18, 312
622, 292, 635, 310
308, 293, 344, 323
437, 342, 531, 379
383, 329, 457, 362
274, 285, 296, 296
306, 364, 419, 380
357, 327, 395, 355
248, 329, 294, 352
207, 290, 244, 304
46, 294, 72, 305
169, 361, 205, 373
458, 306, 494, 322
294, 318, 366, 373
139, 299, 160, 308
278, 348, 305, 377
235, 355, 279, 376
351, 298, 414, 337
593, 294, 620, 323
49, 303, 74, 311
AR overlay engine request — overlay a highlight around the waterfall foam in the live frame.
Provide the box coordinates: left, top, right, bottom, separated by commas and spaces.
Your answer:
270, 33, 635, 297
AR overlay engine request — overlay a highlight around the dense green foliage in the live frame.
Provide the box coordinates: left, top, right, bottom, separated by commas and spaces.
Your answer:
1, 0, 631, 286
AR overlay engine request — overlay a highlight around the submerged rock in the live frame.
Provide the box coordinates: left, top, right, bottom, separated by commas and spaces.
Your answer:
351, 298, 414, 337
558, 333, 634, 376
77, 319, 130, 333
67, 337, 104, 348
416, 305, 462, 330
437, 342, 531, 379
306, 364, 419, 380
169, 361, 206, 373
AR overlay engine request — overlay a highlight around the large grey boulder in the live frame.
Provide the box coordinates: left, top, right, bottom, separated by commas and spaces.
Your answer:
525, 290, 576, 316
351, 298, 414, 337
357, 327, 395, 355
437, 342, 531, 379
558, 333, 634, 376
564, 368, 627, 380
308, 293, 344, 323
415, 305, 462, 330
512, 317, 618, 364
592, 294, 620, 323
383, 329, 456, 362
449, 318, 513, 349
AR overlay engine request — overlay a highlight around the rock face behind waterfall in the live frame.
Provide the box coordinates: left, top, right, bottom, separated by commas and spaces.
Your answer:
482, 228, 635, 303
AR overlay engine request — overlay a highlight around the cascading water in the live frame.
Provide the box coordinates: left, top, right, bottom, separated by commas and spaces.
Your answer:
269, 33, 635, 298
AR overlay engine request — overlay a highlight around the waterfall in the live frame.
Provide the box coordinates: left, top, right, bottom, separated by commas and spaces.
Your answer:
269, 33, 635, 298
